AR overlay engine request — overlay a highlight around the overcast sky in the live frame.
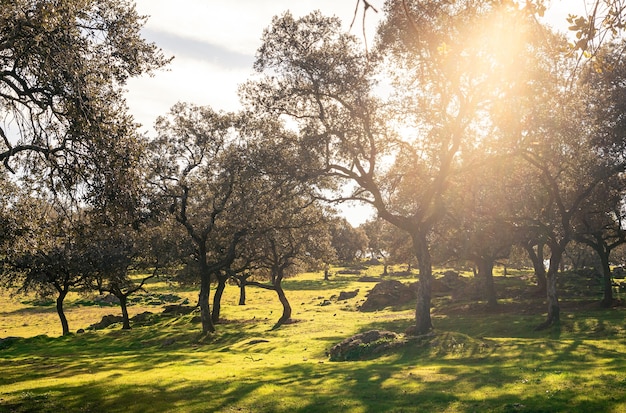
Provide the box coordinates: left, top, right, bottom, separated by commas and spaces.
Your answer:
124, 0, 585, 225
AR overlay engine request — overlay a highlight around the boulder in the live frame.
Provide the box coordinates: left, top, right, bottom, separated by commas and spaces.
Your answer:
329, 330, 402, 361
162, 305, 196, 315
338, 289, 359, 301
359, 280, 416, 312
88, 314, 124, 330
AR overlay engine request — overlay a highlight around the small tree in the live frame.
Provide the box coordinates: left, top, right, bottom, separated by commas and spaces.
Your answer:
1, 201, 86, 336
247, 202, 334, 328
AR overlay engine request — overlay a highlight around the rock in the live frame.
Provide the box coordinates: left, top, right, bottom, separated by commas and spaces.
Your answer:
329, 330, 402, 361
359, 280, 416, 312
76, 329, 85, 334
88, 314, 124, 330
130, 311, 154, 323
158, 293, 182, 303
94, 294, 120, 305
162, 305, 196, 315
320, 300, 332, 306
338, 289, 359, 301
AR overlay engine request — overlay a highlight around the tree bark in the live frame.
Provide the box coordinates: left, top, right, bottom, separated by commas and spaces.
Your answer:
198, 253, 215, 334
598, 249, 613, 307
409, 232, 433, 335
525, 242, 547, 294
212, 274, 227, 324
477, 258, 497, 308
238, 280, 247, 305
536, 247, 563, 330
56, 289, 70, 336
119, 295, 131, 330
273, 282, 292, 328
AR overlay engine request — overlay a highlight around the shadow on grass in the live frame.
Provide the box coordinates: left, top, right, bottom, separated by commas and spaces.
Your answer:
3, 341, 625, 413
3, 286, 626, 413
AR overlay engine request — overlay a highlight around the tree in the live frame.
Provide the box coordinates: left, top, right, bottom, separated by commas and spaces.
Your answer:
147, 103, 251, 334
83, 217, 183, 329
0, 0, 169, 176
506, 45, 626, 329
242, 3, 545, 334
571, 43, 626, 306
247, 201, 334, 328
329, 218, 369, 264
441, 161, 516, 308
1, 199, 87, 336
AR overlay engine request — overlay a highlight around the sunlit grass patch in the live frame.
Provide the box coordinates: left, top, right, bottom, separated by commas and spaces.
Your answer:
2, 266, 626, 412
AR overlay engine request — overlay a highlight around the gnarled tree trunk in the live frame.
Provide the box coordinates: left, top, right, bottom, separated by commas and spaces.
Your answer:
273, 283, 292, 328
212, 273, 227, 324
198, 252, 215, 334
119, 295, 131, 330
56, 289, 70, 336
410, 232, 433, 335
536, 245, 564, 330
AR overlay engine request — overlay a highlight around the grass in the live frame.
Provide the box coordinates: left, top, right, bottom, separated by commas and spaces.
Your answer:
1, 265, 626, 412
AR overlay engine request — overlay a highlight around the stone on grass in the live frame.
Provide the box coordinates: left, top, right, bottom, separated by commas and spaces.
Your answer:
338, 289, 359, 301
359, 280, 416, 312
329, 330, 403, 361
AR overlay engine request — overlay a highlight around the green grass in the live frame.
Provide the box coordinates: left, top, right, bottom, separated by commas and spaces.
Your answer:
1, 267, 626, 412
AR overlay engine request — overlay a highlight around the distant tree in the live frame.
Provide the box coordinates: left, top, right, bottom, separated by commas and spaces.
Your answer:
442, 161, 516, 308
361, 219, 388, 270
330, 218, 369, 264
82, 216, 183, 329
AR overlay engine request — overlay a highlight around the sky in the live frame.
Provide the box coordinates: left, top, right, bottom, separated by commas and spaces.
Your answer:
126, 0, 382, 131
124, 0, 587, 225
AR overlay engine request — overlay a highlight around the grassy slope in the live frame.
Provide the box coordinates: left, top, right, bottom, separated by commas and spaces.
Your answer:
1, 266, 626, 413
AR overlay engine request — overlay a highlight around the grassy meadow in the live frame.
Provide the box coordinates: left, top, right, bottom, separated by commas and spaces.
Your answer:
1, 265, 626, 412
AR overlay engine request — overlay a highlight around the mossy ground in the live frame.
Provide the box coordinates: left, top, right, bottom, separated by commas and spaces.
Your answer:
1, 266, 625, 412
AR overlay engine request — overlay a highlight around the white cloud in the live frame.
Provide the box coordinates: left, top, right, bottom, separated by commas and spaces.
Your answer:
125, 0, 382, 129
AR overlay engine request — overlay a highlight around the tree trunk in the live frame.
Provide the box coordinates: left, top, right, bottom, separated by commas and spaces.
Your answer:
536, 247, 562, 330
273, 281, 292, 329
382, 263, 388, 276
324, 263, 330, 281
598, 249, 613, 307
212, 274, 227, 324
408, 232, 433, 335
238, 280, 247, 305
477, 258, 497, 308
56, 289, 70, 336
198, 254, 215, 334
119, 295, 131, 330
525, 243, 547, 294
